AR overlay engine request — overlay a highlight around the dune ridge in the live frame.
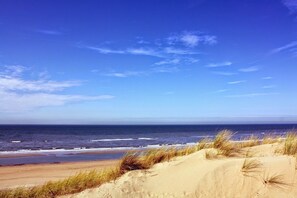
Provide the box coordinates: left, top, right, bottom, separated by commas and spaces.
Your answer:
62, 143, 297, 198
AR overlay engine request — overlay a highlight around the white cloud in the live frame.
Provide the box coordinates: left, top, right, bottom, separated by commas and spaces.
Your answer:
180, 33, 200, 47
164, 47, 200, 55
154, 58, 180, 65
238, 66, 259, 72
0, 65, 114, 112
164, 91, 174, 95
2, 65, 27, 76
213, 71, 237, 76
282, 0, 297, 14
36, 29, 62, 35
228, 80, 246, 84
105, 71, 144, 78
167, 32, 217, 47
151, 66, 179, 73
126, 48, 163, 57
262, 76, 273, 80
215, 89, 228, 93
85, 46, 125, 54
103, 66, 179, 78
271, 41, 297, 56
0, 77, 81, 92
226, 92, 279, 98
206, 61, 232, 68
0, 91, 113, 112
262, 85, 276, 89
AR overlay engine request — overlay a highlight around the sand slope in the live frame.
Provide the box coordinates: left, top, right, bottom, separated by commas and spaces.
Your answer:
63, 144, 297, 198
0, 160, 118, 189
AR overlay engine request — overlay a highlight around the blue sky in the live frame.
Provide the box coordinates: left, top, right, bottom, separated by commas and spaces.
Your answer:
0, 0, 297, 124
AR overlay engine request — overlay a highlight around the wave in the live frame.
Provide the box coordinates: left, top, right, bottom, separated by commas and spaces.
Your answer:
91, 137, 157, 142
138, 137, 157, 140
91, 138, 134, 142
11, 140, 21, 143
0, 143, 188, 156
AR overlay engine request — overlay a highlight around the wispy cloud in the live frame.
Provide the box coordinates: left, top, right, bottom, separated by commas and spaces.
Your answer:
102, 66, 179, 78
228, 80, 246, 84
36, 29, 62, 35
154, 58, 198, 65
155, 58, 180, 65
226, 92, 279, 98
167, 31, 217, 47
126, 48, 163, 57
104, 71, 144, 78
85, 46, 125, 54
206, 61, 232, 68
0, 91, 113, 112
85, 45, 200, 57
282, 0, 297, 14
271, 41, 297, 57
262, 85, 276, 89
238, 66, 259, 72
164, 91, 174, 95
215, 89, 228, 93
0, 65, 114, 112
213, 71, 237, 76
163, 47, 200, 55
262, 76, 273, 80
1, 65, 27, 77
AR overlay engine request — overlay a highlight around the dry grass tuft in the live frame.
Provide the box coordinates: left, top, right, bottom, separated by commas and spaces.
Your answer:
283, 132, 297, 155
213, 130, 241, 157
213, 130, 233, 149
262, 173, 291, 189
240, 135, 260, 148
241, 158, 262, 175
119, 153, 149, 174
244, 148, 258, 158
205, 149, 218, 159
196, 138, 212, 150
262, 134, 282, 145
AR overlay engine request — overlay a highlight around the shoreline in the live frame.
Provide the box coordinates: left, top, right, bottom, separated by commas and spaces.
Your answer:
0, 159, 119, 189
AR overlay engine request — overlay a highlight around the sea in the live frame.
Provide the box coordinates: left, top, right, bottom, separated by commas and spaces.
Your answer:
0, 124, 297, 165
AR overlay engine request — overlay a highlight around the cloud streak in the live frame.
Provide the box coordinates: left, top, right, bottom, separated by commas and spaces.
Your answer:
206, 61, 232, 68
213, 71, 237, 76
36, 29, 62, 35
167, 32, 217, 47
282, 0, 297, 14
228, 80, 246, 84
0, 65, 114, 112
102, 66, 179, 78
226, 92, 279, 98
238, 66, 259, 72
271, 41, 297, 57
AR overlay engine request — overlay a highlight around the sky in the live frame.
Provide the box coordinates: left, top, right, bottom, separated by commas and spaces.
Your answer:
0, 0, 297, 124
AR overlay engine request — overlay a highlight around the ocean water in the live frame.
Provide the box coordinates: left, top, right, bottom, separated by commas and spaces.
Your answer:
0, 124, 296, 165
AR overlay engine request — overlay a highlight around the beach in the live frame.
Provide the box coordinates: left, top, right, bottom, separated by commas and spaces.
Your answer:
0, 159, 118, 189
2, 131, 297, 197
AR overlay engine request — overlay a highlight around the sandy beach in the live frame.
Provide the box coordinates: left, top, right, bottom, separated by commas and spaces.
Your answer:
0, 159, 119, 189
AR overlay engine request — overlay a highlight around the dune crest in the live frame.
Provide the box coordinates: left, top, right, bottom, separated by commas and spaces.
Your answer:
62, 144, 297, 198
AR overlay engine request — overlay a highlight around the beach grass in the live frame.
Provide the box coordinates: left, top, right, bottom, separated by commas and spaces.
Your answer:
283, 132, 297, 155
0, 130, 290, 198
263, 173, 291, 189
241, 158, 262, 175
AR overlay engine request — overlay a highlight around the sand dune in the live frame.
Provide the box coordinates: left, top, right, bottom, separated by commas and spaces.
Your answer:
62, 144, 297, 198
